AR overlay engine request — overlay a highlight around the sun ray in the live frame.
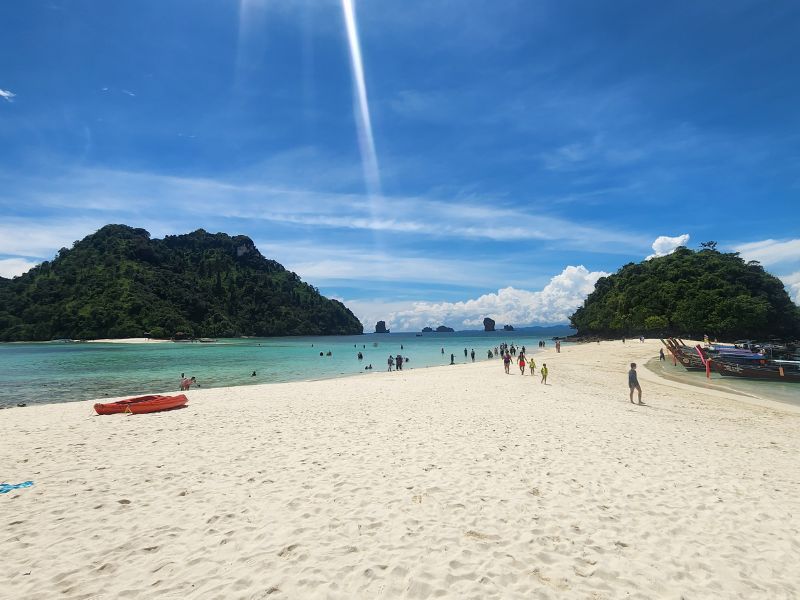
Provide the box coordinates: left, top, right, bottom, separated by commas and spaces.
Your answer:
341, 0, 382, 200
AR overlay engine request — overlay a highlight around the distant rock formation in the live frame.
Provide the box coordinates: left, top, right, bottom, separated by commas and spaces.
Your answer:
483, 318, 495, 332
421, 327, 433, 333
503, 324, 514, 331
375, 320, 389, 334
435, 325, 455, 333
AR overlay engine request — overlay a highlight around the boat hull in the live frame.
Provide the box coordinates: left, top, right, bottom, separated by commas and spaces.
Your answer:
711, 361, 800, 382
94, 394, 189, 415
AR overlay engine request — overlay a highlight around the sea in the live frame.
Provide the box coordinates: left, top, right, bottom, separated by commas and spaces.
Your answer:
647, 356, 799, 408
0, 328, 572, 407
2, 330, 796, 409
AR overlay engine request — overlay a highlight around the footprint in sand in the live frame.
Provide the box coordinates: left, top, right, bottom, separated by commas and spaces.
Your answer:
277, 544, 299, 557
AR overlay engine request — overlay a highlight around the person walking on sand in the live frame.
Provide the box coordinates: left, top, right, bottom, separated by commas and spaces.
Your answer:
629, 362, 643, 405
540, 364, 548, 384
503, 352, 511, 374
528, 356, 536, 375
518, 353, 526, 375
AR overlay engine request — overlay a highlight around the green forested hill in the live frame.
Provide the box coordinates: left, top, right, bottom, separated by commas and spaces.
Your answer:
570, 246, 800, 339
0, 225, 364, 340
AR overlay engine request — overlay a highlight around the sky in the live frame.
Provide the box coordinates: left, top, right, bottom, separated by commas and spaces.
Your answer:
1, 0, 798, 331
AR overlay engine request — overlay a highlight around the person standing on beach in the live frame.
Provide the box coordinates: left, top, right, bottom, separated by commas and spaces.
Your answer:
518, 353, 526, 375
540, 364, 548, 384
470, 349, 475, 362
387, 355, 394, 371
396, 355, 403, 370
659, 348, 665, 361
629, 362, 643, 404
450, 353, 455, 365
503, 352, 511, 374
528, 356, 536, 375
180, 376, 197, 391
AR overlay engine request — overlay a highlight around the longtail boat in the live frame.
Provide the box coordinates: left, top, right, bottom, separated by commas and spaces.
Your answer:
661, 339, 706, 371
711, 360, 800, 382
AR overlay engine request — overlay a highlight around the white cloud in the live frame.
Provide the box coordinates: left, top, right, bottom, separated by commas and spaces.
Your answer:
375, 265, 608, 331
0, 258, 38, 278
0, 88, 15, 102
2, 166, 650, 255
780, 271, 800, 304
647, 233, 690, 259
734, 239, 800, 267
0, 218, 113, 257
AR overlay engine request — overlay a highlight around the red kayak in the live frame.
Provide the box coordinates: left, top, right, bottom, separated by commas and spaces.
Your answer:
94, 394, 188, 415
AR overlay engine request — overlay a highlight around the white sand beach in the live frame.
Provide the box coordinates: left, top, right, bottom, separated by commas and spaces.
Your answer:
2, 339, 799, 599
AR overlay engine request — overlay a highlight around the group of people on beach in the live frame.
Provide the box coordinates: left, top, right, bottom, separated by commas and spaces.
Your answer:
177, 338, 645, 406
387, 354, 409, 371
495, 344, 548, 383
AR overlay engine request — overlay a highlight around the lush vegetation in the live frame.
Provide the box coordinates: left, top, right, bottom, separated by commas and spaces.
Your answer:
0, 225, 364, 341
570, 245, 800, 339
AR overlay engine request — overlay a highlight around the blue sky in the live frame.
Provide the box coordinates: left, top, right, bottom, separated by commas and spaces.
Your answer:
1, 0, 798, 330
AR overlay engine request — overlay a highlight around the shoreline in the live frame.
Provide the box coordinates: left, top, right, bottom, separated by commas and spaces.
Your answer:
3, 339, 797, 414
3, 339, 799, 598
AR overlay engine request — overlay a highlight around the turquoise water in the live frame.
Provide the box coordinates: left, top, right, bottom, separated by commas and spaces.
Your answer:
647, 357, 799, 408
0, 329, 572, 407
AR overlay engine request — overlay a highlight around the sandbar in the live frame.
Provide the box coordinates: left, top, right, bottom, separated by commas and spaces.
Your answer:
2, 339, 798, 598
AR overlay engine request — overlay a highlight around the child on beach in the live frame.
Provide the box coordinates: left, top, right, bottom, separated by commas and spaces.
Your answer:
180, 376, 197, 391
528, 357, 536, 375
629, 363, 643, 404
540, 364, 548, 384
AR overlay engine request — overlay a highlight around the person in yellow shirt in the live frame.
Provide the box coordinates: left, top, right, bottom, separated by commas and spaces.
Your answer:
528, 357, 536, 376
540, 363, 548, 384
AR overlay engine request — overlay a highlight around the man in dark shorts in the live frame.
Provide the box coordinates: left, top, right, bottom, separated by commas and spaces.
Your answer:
629, 362, 643, 404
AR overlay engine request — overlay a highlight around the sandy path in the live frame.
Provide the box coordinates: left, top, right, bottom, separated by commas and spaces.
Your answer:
2, 340, 799, 599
